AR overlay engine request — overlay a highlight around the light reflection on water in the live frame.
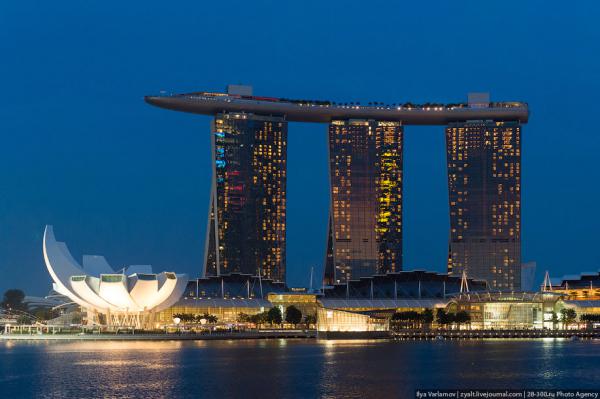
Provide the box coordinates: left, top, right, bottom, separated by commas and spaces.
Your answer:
73, 359, 176, 369
1, 339, 599, 398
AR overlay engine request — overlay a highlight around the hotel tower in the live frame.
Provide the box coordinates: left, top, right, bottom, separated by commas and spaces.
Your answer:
445, 116, 521, 290
324, 120, 403, 284
203, 108, 287, 281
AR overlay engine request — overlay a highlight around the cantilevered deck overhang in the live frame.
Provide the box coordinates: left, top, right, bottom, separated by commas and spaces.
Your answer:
144, 93, 529, 125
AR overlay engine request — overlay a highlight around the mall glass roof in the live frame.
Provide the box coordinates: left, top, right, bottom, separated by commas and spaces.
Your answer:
319, 298, 448, 309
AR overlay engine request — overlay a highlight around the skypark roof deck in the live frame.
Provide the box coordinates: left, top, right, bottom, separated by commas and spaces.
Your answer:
144, 90, 529, 125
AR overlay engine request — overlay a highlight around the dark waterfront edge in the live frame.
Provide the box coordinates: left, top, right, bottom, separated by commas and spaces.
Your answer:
2, 329, 600, 341
0, 330, 316, 341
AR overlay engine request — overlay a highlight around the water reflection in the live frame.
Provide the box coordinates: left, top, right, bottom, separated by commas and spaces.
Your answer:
0, 339, 599, 398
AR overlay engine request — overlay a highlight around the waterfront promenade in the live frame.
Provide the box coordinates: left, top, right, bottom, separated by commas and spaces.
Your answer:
3, 328, 600, 341
0, 329, 316, 341
393, 329, 600, 340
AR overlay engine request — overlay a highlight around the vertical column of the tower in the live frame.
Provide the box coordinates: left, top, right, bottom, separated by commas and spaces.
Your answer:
374, 121, 403, 274
202, 192, 218, 277
203, 117, 221, 277
203, 112, 287, 282
446, 118, 521, 290
326, 119, 403, 284
323, 215, 335, 286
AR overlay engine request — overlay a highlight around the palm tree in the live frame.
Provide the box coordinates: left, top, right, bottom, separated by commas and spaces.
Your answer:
202, 313, 218, 324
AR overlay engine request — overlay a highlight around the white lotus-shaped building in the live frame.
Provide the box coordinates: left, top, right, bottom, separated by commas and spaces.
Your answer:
43, 225, 188, 327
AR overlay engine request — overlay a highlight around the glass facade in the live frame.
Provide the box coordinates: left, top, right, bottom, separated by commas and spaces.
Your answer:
204, 113, 287, 282
446, 121, 521, 290
316, 306, 388, 332
451, 292, 559, 330
267, 293, 319, 319
325, 120, 403, 284
184, 274, 287, 300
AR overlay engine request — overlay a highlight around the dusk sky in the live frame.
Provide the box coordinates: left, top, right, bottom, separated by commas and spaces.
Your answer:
1, 1, 599, 295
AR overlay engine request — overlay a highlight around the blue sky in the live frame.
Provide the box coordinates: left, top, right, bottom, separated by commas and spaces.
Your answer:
1, 1, 599, 295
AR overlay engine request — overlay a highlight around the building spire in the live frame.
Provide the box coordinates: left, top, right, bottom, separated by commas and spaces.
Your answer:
460, 270, 469, 294
542, 270, 553, 292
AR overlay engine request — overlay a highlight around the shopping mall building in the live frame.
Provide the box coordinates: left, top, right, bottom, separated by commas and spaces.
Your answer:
40, 227, 600, 332
159, 271, 600, 332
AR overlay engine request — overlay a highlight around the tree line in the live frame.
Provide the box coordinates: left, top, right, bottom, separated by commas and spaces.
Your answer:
172, 313, 218, 324
173, 306, 316, 328
580, 313, 600, 323
390, 308, 471, 329
238, 305, 315, 327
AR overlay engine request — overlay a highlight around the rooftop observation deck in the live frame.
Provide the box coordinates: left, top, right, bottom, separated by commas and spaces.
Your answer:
144, 90, 529, 125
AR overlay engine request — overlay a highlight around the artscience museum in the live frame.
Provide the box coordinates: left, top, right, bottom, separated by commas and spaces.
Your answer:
43, 225, 188, 328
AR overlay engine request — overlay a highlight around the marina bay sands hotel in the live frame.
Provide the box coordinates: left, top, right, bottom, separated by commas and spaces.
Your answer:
145, 85, 528, 290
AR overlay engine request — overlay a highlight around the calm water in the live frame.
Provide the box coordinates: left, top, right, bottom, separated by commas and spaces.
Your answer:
1, 339, 599, 398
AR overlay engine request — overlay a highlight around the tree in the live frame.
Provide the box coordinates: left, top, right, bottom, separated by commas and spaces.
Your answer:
250, 311, 269, 325
303, 314, 316, 327
422, 309, 434, 326
173, 313, 194, 323
455, 311, 471, 327
551, 311, 559, 329
392, 311, 420, 321
581, 314, 600, 323
285, 306, 302, 326
237, 313, 251, 323
436, 309, 448, 327
2, 289, 26, 311
560, 308, 577, 329
391, 311, 421, 329
445, 312, 456, 326
267, 307, 282, 325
